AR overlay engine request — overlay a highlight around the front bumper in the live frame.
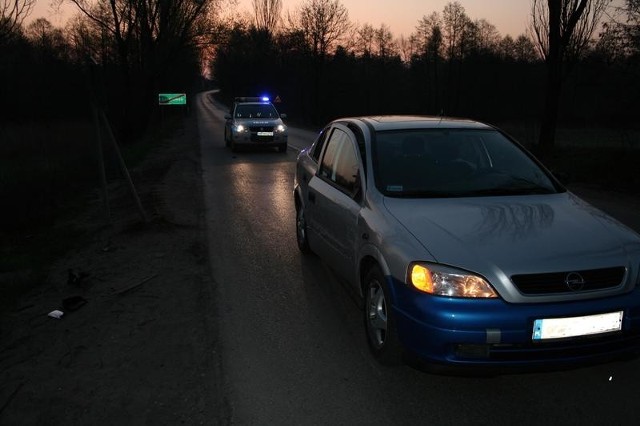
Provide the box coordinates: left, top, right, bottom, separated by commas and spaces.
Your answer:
389, 276, 640, 368
231, 131, 288, 146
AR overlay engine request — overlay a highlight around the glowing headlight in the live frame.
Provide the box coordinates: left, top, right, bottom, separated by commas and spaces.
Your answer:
276, 124, 286, 132
234, 124, 246, 132
408, 263, 497, 298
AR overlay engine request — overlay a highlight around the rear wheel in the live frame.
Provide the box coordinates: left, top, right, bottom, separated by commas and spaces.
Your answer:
295, 202, 311, 254
364, 266, 402, 365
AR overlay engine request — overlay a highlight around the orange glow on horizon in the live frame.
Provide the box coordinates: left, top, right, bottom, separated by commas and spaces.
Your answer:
30, 0, 625, 40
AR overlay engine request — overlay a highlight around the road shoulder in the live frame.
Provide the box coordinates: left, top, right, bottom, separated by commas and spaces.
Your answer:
0, 112, 225, 424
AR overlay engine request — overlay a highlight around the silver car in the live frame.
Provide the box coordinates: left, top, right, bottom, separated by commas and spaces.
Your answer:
224, 97, 288, 152
294, 115, 640, 370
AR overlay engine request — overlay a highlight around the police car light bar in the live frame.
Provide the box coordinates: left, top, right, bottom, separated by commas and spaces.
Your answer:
234, 96, 270, 103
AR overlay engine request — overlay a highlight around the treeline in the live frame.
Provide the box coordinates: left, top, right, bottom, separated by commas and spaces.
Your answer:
1, 0, 214, 142
0, 0, 217, 231
213, 0, 640, 130
2, 1, 639, 137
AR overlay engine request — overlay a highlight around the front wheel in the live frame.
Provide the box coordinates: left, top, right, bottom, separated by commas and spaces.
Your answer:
278, 143, 287, 153
364, 266, 402, 365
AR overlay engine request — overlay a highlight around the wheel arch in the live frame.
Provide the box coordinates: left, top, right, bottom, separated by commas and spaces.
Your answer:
358, 247, 392, 298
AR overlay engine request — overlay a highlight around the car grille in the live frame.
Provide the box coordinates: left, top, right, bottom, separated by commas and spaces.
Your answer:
511, 266, 625, 295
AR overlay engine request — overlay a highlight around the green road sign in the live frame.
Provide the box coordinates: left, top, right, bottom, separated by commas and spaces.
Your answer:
159, 93, 187, 105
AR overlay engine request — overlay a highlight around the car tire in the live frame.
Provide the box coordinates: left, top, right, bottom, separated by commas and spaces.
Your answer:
295, 202, 311, 254
278, 143, 287, 153
231, 139, 238, 153
364, 266, 402, 365
224, 128, 230, 147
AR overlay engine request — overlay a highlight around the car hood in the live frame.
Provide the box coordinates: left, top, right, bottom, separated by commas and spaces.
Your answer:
383, 192, 640, 301
234, 117, 283, 126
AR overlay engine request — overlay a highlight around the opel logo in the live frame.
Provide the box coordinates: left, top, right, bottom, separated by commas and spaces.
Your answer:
565, 272, 585, 291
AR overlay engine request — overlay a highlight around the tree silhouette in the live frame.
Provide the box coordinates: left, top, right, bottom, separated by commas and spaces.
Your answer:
529, 0, 610, 155
0, 0, 35, 45
252, 0, 282, 34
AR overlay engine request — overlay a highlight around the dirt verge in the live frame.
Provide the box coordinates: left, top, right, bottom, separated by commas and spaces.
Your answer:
0, 112, 225, 424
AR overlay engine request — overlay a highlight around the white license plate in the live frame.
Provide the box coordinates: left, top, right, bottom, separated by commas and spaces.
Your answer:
532, 311, 623, 340
257, 131, 273, 136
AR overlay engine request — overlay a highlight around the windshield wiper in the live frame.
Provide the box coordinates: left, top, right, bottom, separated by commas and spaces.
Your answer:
389, 190, 456, 198
473, 185, 555, 196
473, 175, 557, 196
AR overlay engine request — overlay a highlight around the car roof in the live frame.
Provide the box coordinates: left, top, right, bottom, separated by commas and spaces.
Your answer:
341, 115, 494, 132
234, 102, 273, 106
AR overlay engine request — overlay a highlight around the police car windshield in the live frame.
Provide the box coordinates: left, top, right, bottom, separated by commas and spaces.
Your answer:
235, 104, 279, 118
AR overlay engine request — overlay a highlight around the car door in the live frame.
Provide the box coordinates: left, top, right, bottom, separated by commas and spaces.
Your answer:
307, 124, 364, 283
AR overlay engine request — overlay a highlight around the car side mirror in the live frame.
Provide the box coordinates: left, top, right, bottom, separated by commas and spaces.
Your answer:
224, 114, 231, 120
280, 113, 287, 119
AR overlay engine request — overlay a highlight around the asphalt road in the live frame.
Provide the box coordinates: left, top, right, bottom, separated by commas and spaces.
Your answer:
196, 91, 640, 425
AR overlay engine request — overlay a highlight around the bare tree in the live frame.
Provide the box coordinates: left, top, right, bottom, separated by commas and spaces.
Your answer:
26, 18, 67, 52
396, 34, 418, 63
474, 19, 500, 53
374, 24, 395, 58
252, 0, 281, 34
415, 12, 443, 59
514, 34, 538, 62
66, 0, 217, 68
529, 0, 611, 153
296, 0, 351, 59
355, 23, 375, 56
499, 33, 537, 62
0, 0, 35, 44
597, 0, 640, 58
442, 1, 470, 60
530, 0, 611, 60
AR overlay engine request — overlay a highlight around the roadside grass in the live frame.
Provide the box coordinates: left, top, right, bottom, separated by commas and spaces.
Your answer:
0, 113, 183, 309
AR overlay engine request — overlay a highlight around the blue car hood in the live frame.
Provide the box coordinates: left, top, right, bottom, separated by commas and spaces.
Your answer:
383, 192, 640, 280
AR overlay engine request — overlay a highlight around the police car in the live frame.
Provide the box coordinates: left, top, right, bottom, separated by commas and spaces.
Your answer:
224, 97, 288, 152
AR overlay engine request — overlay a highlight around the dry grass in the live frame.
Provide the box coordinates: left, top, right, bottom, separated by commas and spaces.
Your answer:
0, 115, 181, 306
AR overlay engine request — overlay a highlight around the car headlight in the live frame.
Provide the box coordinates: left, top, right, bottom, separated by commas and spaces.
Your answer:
408, 263, 497, 298
276, 124, 286, 132
234, 124, 246, 132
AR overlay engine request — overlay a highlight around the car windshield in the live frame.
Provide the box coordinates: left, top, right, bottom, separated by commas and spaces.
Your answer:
372, 129, 562, 198
234, 104, 279, 118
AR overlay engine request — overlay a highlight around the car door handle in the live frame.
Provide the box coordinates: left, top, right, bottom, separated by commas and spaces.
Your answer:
308, 191, 316, 204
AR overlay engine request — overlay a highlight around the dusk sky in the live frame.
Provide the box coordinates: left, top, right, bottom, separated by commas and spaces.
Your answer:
240, 0, 533, 37
31, 0, 623, 39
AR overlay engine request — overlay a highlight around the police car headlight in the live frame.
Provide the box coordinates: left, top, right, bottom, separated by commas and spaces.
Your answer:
408, 263, 497, 298
276, 124, 286, 132
234, 124, 246, 132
